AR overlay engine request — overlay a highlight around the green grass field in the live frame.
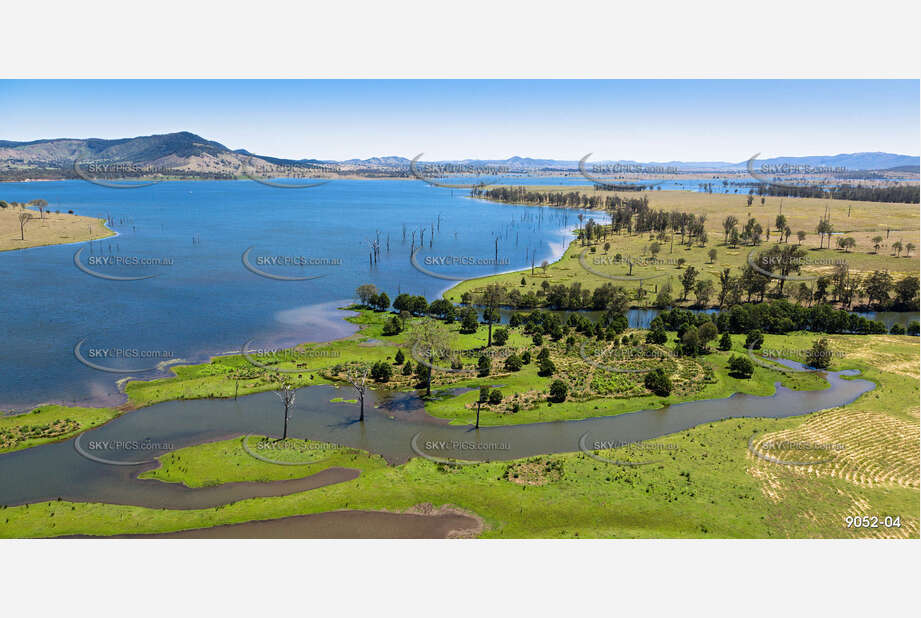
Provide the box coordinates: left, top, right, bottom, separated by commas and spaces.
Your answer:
0, 405, 121, 454
1, 333, 915, 539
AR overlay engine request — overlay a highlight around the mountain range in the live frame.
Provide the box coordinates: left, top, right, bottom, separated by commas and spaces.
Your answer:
1, 131, 917, 179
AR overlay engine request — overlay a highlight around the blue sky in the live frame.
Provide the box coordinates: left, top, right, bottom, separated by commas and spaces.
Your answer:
0, 80, 917, 161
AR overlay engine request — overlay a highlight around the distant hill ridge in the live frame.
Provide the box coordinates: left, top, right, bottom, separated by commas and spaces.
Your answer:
0, 131, 917, 176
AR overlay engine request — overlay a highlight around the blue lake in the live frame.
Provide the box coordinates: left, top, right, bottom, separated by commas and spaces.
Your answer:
0, 179, 584, 410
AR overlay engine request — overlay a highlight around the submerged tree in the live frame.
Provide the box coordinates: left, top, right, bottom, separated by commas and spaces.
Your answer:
273, 379, 296, 440
345, 363, 370, 422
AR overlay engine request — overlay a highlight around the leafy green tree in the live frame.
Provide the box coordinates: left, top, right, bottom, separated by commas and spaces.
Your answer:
538, 357, 556, 377
548, 380, 568, 402
394, 349, 405, 365
477, 355, 491, 377
356, 284, 378, 307
488, 389, 503, 405
402, 361, 413, 376
460, 307, 479, 333
481, 284, 504, 346
503, 353, 522, 372
718, 331, 732, 351
745, 329, 764, 350
370, 361, 392, 382
805, 338, 832, 369
492, 327, 509, 346
697, 321, 718, 350
894, 275, 919, 307
382, 316, 403, 336
646, 324, 668, 345
864, 270, 894, 307
644, 368, 672, 396
727, 355, 754, 378
680, 266, 698, 301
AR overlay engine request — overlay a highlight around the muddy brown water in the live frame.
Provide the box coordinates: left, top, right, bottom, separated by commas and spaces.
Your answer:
0, 363, 875, 511
78, 510, 481, 539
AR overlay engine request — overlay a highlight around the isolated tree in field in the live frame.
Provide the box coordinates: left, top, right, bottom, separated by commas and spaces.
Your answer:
481, 283, 504, 347
796, 230, 806, 245
718, 331, 732, 351
775, 214, 786, 236
722, 215, 738, 244
394, 349, 405, 365
680, 266, 698, 301
805, 338, 832, 370
708, 248, 717, 264
644, 368, 672, 396
745, 329, 764, 350
727, 355, 754, 379
18, 212, 32, 240
345, 363, 370, 421
892, 240, 903, 257
30, 199, 48, 219
905, 243, 915, 257
548, 379, 568, 403
492, 327, 509, 346
816, 219, 833, 249
783, 226, 791, 243
650, 242, 661, 258
273, 379, 296, 440
872, 236, 883, 254
842, 237, 856, 253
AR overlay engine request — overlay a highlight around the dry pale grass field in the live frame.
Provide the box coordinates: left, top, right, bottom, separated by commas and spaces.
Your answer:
0, 206, 114, 252
520, 186, 920, 235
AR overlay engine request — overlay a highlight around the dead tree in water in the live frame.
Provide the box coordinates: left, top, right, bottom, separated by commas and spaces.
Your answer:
345, 363, 371, 422
273, 379, 296, 440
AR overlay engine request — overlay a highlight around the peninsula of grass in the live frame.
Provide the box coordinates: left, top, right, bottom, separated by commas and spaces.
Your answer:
0, 204, 114, 252
0, 404, 121, 454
